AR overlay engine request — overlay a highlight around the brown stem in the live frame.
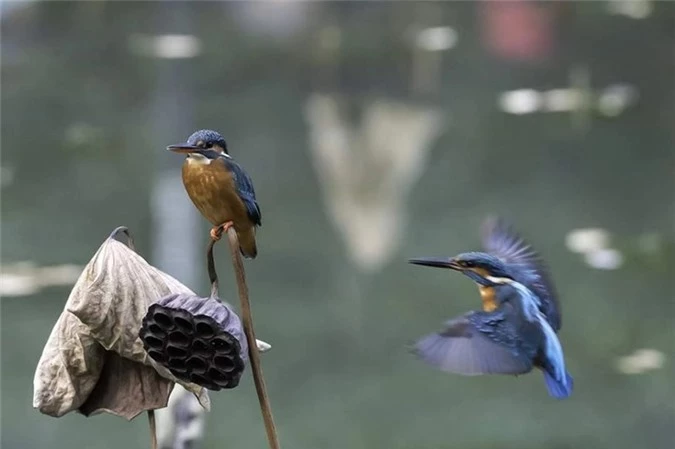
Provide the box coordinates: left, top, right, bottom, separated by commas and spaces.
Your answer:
147, 410, 157, 449
224, 227, 281, 449
206, 238, 219, 299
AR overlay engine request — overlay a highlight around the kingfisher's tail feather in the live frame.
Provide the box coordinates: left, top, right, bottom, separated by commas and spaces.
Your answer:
238, 228, 258, 259
240, 243, 257, 259
543, 370, 573, 399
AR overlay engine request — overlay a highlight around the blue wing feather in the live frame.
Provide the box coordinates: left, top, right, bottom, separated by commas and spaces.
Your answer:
482, 217, 560, 331
468, 306, 540, 361
223, 157, 262, 226
500, 282, 574, 399
411, 306, 536, 376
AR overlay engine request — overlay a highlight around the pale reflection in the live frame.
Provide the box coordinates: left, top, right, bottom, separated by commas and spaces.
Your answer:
498, 89, 541, 115
616, 348, 665, 374
565, 228, 611, 253
0, 262, 83, 297
415, 26, 458, 52
565, 228, 624, 270
584, 248, 624, 270
598, 84, 639, 117
499, 81, 638, 118
607, 0, 653, 20
305, 94, 444, 272
128, 34, 202, 59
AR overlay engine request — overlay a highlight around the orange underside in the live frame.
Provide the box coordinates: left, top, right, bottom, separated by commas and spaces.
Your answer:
478, 286, 498, 312
181, 160, 257, 257
466, 267, 499, 312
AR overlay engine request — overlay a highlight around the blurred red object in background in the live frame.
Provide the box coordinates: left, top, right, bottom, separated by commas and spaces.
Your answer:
479, 0, 555, 62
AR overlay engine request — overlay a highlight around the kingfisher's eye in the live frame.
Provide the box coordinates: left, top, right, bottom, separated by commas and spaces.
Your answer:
205, 141, 214, 148
464, 261, 475, 268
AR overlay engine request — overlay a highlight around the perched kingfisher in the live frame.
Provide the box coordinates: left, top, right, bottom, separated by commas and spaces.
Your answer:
408, 218, 572, 398
167, 129, 261, 258
409, 217, 561, 331
409, 273, 573, 399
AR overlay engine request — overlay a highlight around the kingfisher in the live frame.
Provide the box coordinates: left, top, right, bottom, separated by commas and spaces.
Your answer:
167, 129, 261, 259
409, 273, 573, 399
409, 217, 561, 331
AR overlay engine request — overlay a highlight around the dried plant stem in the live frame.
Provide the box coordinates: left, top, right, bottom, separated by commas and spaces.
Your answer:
224, 227, 281, 449
207, 238, 219, 298
147, 410, 158, 449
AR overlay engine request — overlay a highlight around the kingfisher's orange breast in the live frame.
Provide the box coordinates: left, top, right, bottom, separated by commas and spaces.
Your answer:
478, 285, 498, 312
466, 267, 499, 312
181, 159, 253, 231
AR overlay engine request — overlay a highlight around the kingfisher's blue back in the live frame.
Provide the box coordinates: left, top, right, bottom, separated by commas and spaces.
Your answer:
494, 282, 573, 399
223, 157, 262, 227
482, 217, 562, 331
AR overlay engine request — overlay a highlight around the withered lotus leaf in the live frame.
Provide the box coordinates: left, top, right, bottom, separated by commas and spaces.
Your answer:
33, 229, 211, 420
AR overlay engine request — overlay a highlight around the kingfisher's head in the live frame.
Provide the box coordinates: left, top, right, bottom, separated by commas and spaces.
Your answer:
167, 129, 229, 162
409, 251, 513, 286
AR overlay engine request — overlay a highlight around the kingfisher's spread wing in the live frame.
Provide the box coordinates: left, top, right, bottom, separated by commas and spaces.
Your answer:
482, 217, 560, 331
223, 157, 262, 226
411, 310, 534, 376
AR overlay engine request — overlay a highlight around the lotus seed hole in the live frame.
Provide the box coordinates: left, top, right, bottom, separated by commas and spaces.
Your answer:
211, 337, 231, 352
148, 350, 166, 363
144, 335, 164, 349
167, 345, 188, 358
168, 331, 190, 347
186, 357, 208, 372
154, 312, 173, 329
148, 324, 164, 335
191, 339, 212, 356
195, 322, 216, 338
168, 358, 186, 370
214, 356, 235, 371
189, 373, 209, 385
208, 368, 229, 383
174, 317, 194, 332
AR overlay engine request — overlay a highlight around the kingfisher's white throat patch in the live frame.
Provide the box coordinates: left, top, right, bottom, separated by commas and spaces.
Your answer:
186, 153, 212, 165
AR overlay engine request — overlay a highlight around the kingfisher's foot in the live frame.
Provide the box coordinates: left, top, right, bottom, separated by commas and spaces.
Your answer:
210, 221, 234, 241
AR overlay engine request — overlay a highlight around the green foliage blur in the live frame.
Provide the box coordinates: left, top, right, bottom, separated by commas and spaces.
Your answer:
1, 2, 673, 449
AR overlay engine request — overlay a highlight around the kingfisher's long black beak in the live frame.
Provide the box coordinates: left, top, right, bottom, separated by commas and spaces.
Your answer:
167, 143, 201, 154
408, 257, 463, 271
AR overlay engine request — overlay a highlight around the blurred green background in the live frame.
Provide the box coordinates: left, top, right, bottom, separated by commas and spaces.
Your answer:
1, 1, 674, 449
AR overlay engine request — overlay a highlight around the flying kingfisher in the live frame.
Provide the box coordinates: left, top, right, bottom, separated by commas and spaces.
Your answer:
409, 217, 561, 331
167, 129, 261, 259
408, 218, 572, 398
409, 273, 573, 399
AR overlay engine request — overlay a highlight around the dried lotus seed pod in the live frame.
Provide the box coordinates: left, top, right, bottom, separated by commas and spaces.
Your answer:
139, 293, 247, 391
